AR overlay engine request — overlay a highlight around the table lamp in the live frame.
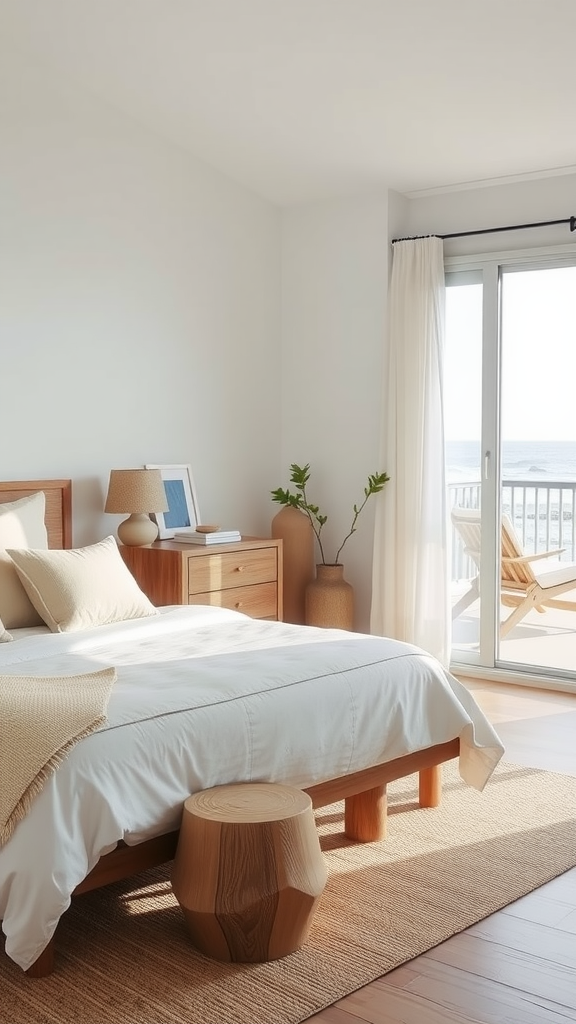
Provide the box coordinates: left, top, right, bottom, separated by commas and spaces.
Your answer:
104, 468, 168, 546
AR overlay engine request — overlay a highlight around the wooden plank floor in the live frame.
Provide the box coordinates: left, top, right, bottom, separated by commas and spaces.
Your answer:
308, 679, 576, 1024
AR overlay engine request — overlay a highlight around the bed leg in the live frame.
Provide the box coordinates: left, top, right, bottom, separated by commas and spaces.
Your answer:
25, 937, 55, 978
344, 785, 387, 842
419, 764, 442, 807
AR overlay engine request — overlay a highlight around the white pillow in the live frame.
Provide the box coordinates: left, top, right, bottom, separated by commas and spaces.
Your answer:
0, 492, 47, 628
0, 616, 13, 642
7, 535, 158, 633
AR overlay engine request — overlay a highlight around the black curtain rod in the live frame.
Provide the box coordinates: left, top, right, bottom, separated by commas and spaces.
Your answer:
392, 215, 576, 244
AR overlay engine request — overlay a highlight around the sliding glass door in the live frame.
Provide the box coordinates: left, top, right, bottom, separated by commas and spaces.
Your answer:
499, 266, 576, 674
446, 248, 576, 684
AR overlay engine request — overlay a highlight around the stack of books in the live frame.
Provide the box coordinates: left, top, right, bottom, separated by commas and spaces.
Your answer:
173, 529, 242, 545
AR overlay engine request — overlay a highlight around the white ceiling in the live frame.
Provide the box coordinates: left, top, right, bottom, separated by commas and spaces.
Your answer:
3, 0, 576, 205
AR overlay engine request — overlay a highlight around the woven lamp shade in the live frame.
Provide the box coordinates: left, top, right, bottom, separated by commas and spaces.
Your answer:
105, 469, 168, 547
105, 469, 168, 514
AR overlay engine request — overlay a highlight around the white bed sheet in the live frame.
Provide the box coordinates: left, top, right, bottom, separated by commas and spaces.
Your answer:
0, 605, 504, 971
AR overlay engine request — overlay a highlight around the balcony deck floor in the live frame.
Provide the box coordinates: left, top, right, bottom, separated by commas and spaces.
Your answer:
451, 583, 576, 675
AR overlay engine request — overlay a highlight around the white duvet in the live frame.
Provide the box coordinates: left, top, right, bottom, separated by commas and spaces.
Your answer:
0, 605, 504, 971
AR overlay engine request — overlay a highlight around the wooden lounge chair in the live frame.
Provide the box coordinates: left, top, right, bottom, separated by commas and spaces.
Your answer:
450, 506, 481, 621
451, 506, 576, 637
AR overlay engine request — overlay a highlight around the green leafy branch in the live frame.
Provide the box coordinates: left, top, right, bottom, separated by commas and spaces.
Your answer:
271, 463, 390, 565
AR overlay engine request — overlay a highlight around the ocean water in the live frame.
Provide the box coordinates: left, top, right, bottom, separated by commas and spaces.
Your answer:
446, 439, 576, 484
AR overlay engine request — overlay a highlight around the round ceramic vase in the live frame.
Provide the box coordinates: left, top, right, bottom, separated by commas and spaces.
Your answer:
305, 563, 354, 630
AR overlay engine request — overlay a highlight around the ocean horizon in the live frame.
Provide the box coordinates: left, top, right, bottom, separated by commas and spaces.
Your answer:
446, 439, 576, 484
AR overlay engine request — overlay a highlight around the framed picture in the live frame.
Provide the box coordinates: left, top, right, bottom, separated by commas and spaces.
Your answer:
145, 464, 201, 539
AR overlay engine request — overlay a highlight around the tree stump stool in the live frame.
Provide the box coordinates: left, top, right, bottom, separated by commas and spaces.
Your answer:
171, 782, 327, 963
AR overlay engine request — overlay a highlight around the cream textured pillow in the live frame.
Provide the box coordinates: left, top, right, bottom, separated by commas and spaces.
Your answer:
0, 492, 47, 628
0, 617, 13, 642
7, 535, 158, 633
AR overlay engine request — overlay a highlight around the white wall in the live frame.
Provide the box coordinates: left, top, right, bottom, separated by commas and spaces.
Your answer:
387, 189, 409, 248
280, 194, 389, 630
0, 53, 281, 545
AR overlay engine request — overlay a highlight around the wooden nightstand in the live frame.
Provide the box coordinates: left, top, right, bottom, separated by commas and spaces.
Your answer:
121, 537, 283, 621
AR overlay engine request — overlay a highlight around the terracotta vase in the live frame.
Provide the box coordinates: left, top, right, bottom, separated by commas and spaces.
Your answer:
271, 506, 315, 624
305, 563, 354, 630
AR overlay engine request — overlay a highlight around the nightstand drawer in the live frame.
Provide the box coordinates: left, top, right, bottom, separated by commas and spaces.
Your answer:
187, 548, 277, 596
189, 582, 278, 618
120, 537, 282, 620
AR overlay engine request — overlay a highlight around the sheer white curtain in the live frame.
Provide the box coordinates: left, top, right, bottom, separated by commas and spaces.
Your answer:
370, 236, 449, 664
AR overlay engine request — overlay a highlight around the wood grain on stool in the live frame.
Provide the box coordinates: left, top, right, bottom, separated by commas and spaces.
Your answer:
171, 782, 327, 963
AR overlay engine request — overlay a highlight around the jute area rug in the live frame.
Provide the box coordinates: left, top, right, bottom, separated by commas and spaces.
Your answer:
2, 760, 575, 1024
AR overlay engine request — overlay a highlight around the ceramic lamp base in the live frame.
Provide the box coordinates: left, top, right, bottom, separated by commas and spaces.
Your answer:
117, 513, 158, 547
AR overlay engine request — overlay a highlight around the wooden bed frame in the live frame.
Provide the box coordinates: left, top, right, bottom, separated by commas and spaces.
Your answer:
0, 480, 460, 978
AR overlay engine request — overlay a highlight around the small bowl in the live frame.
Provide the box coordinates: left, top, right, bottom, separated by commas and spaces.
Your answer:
196, 524, 220, 534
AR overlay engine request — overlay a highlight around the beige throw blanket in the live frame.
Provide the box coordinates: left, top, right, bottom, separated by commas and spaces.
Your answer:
0, 667, 117, 847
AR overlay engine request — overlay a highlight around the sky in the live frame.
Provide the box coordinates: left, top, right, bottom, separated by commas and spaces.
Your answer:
445, 266, 576, 444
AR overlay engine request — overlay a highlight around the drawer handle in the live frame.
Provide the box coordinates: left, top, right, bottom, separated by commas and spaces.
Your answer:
235, 601, 242, 609
235, 565, 245, 573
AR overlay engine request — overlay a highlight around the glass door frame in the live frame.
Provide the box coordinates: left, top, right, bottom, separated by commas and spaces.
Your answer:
445, 242, 576, 685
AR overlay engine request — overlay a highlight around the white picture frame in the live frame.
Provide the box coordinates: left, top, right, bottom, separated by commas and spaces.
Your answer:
145, 463, 201, 539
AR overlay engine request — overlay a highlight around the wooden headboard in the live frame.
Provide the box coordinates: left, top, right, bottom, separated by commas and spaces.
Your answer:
0, 480, 72, 549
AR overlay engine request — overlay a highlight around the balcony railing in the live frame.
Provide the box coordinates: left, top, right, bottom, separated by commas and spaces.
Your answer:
448, 479, 576, 581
